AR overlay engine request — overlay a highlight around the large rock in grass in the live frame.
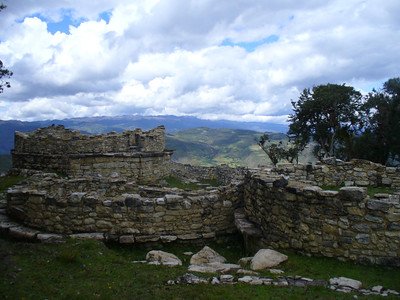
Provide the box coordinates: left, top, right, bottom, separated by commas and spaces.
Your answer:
329, 277, 362, 290
250, 249, 288, 271
146, 250, 182, 266
190, 246, 226, 265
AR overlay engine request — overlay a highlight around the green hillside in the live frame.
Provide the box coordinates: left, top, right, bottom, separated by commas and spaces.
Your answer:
166, 127, 287, 167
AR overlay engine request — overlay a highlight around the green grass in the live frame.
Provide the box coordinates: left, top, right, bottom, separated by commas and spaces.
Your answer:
164, 176, 220, 190
0, 236, 399, 299
0, 175, 23, 192
321, 185, 396, 197
366, 186, 396, 196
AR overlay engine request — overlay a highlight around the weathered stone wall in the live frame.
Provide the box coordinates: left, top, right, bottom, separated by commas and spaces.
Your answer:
6, 175, 242, 243
269, 159, 400, 188
243, 171, 400, 266
68, 152, 171, 184
169, 162, 246, 186
13, 125, 165, 154
12, 125, 171, 184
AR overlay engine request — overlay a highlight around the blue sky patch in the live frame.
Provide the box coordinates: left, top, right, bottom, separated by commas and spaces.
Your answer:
46, 9, 86, 34
221, 35, 279, 52
99, 11, 112, 24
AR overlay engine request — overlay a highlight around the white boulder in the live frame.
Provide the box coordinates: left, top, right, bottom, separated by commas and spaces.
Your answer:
145, 250, 182, 266
250, 249, 288, 270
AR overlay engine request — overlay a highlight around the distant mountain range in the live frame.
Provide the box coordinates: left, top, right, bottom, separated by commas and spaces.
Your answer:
0, 115, 288, 154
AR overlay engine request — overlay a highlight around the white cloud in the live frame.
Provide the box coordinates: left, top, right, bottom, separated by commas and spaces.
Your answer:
0, 0, 399, 122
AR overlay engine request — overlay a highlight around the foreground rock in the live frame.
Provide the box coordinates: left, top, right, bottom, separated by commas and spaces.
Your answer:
168, 273, 208, 284
329, 277, 362, 290
146, 250, 182, 266
168, 273, 327, 287
188, 262, 241, 274
190, 246, 226, 265
250, 249, 288, 270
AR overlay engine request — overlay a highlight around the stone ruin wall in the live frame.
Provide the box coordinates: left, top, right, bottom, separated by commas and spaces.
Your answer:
5, 124, 400, 267
13, 125, 165, 154
268, 159, 400, 188
11, 125, 171, 184
6, 174, 242, 243
169, 161, 246, 186
243, 171, 400, 266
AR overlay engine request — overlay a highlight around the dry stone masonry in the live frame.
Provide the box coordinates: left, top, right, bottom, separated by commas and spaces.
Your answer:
6, 173, 241, 243
271, 159, 400, 188
242, 170, 400, 266
2, 125, 400, 268
12, 125, 172, 184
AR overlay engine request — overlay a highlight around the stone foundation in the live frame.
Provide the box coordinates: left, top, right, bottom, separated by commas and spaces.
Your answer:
6, 173, 242, 243
243, 171, 400, 266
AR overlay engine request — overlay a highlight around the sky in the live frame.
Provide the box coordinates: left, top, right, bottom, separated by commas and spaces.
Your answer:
0, 0, 399, 123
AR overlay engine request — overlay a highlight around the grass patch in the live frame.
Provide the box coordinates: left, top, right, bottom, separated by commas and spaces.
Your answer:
164, 176, 220, 190
0, 236, 399, 299
321, 185, 395, 197
0, 175, 24, 192
366, 186, 395, 197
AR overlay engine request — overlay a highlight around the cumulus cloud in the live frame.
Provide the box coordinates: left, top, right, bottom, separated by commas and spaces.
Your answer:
0, 0, 399, 122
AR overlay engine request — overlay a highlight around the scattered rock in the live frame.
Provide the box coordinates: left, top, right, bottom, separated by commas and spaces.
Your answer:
219, 274, 234, 283
371, 285, 384, 293
237, 256, 253, 268
166, 279, 175, 285
188, 262, 240, 274
250, 249, 288, 270
169, 272, 399, 297
37, 233, 65, 243
387, 289, 399, 296
132, 260, 147, 264
183, 252, 194, 256
146, 250, 182, 266
273, 278, 289, 286
269, 269, 284, 275
190, 246, 226, 265
9, 226, 39, 240
211, 277, 220, 284
329, 277, 362, 290
238, 276, 257, 283
69, 232, 105, 240
175, 273, 208, 284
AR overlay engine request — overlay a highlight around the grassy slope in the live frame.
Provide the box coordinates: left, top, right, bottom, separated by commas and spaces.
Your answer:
0, 237, 399, 299
167, 127, 286, 167
167, 127, 316, 167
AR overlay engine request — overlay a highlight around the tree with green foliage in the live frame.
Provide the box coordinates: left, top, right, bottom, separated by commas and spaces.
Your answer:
258, 133, 301, 166
288, 83, 363, 160
0, 3, 13, 93
354, 78, 400, 165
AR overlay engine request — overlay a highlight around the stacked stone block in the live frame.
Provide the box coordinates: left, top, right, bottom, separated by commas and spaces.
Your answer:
243, 171, 400, 266
6, 175, 241, 243
11, 125, 171, 184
